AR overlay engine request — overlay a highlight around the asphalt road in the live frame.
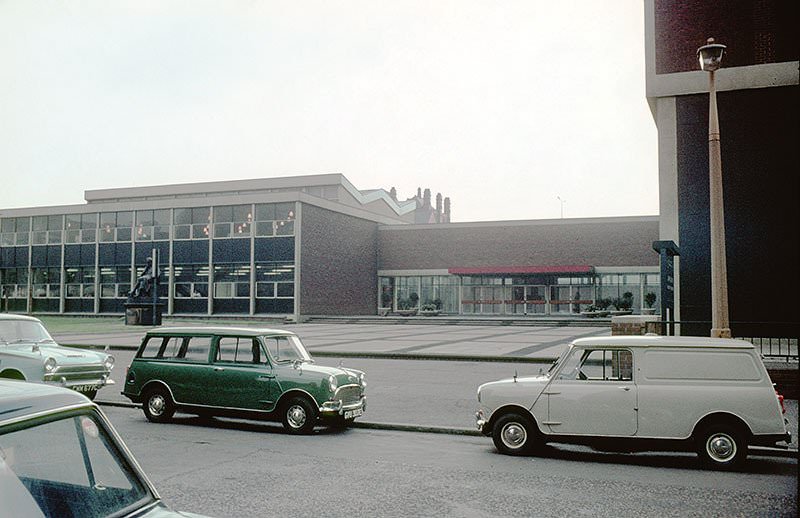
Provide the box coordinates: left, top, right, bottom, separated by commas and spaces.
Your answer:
98, 348, 547, 429
97, 349, 799, 449
103, 405, 797, 518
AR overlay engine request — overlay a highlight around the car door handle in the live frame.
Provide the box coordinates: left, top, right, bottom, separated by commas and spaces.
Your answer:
214, 367, 225, 372
619, 386, 631, 391
257, 374, 275, 380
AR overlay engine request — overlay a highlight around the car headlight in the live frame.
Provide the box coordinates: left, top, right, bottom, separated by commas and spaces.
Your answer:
359, 372, 367, 389
103, 355, 115, 371
44, 357, 57, 373
328, 375, 338, 391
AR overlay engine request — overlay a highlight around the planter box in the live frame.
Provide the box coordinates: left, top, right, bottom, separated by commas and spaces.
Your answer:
419, 310, 441, 317
395, 309, 418, 317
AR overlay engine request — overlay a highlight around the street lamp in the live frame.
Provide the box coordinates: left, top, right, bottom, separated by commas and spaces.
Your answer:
697, 38, 731, 338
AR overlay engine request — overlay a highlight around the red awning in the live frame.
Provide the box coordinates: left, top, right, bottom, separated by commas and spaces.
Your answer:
448, 265, 593, 275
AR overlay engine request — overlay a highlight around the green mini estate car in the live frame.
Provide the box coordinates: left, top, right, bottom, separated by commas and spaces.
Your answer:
121, 327, 366, 434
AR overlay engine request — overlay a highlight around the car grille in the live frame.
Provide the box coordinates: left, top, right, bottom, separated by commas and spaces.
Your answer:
46, 365, 109, 382
335, 385, 362, 406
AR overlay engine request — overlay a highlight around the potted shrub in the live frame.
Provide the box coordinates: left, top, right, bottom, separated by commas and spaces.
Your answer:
642, 292, 657, 315
594, 298, 612, 317
396, 295, 418, 316
419, 302, 441, 316
611, 292, 634, 315
580, 304, 599, 318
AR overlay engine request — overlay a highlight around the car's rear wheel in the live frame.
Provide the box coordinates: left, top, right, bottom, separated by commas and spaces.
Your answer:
281, 396, 317, 435
492, 413, 538, 456
696, 423, 747, 470
143, 387, 175, 423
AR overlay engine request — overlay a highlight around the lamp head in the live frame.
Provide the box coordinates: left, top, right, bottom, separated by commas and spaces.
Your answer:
697, 38, 726, 72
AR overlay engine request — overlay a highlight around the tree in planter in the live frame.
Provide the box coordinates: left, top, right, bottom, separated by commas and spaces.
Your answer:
644, 292, 657, 309
409, 292, 419, 309
614, 292, 634, 311
381, 292, 392, 309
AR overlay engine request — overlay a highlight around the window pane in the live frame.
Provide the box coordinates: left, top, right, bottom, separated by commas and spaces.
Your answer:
184, 336, 211, 362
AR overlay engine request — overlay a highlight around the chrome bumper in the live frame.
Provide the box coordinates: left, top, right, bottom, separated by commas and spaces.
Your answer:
319, 396, 366, 416
44, 375, 115, 389
475, 409, 487, 433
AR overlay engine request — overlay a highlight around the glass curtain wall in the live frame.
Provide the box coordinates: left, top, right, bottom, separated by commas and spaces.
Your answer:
99, 212, 133, 243
380, 272, 658, 315
32, 215, 64, 245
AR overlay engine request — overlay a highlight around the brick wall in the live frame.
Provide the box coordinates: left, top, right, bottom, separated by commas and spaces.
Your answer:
299, 204, 379, 315
378, 218, 659, 270
654, 0, 798, 74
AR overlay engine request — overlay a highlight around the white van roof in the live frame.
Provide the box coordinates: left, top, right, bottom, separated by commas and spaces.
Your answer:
573, 335, 755, 349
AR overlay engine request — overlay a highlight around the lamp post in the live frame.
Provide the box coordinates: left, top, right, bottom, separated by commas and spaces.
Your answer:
557, 196, 566, 219
697, 38, 731, 338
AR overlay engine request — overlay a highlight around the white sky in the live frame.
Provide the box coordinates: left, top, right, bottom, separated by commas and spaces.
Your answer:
0, 1, 658, 222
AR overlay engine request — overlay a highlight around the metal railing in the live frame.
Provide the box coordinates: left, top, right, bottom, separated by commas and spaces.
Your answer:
652, 320, 798, 362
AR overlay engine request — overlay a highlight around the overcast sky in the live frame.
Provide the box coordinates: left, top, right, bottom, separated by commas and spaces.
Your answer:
0, 1, 657, 222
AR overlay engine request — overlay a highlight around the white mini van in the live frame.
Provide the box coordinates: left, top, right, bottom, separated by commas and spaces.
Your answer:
475, 336, 791, 469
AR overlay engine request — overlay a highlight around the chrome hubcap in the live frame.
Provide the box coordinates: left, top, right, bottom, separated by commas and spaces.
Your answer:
501, 422, 527, 449
287, 405, 307, 429
706, 433, 736, 462
148, 395, 165, 416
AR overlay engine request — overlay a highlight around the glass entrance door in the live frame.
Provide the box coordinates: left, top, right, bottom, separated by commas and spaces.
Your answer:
510, 285, 547, 315
550, 286, 573, 314
525, 286, 547, 314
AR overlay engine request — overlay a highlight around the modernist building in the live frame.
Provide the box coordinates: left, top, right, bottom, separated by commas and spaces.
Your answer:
645, 0, 799, 338
0, 174, 660, 319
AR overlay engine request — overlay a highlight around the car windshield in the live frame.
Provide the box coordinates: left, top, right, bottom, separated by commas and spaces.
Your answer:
0, 411, 154, 518
0, 320, 55, 345
545, 346, 572, 377
262, 335, 312, 364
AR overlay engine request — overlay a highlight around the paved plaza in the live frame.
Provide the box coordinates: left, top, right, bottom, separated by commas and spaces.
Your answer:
53, 321, 611, 360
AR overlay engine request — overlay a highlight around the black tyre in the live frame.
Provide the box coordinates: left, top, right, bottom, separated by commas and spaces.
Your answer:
696, 424, 747, 470
143, 387, 176, 423
281, 397, 317, 435
492, 413, 538, 456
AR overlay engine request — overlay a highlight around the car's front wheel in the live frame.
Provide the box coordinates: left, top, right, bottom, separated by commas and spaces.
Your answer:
492, 413, 538, 456
696, 423, 747, 470
281, 397, 317, 435
143, 387, 176, 423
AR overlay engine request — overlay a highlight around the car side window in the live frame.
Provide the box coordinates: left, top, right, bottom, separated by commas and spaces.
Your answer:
160, 337, 183, 359
263, 336, 292, 363
216, 337, 259, 364
577, 349, 633, 381
182, 336, 211, 362
138, 336, 162, 358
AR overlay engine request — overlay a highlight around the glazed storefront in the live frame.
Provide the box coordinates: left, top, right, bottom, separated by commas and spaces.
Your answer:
378, 266, 660, 316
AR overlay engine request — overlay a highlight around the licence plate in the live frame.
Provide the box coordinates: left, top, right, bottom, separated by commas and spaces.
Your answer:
344, 408, 363, 420
73, 384, 99, 393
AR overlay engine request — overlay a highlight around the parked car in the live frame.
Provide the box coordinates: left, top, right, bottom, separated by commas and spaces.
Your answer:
122, 327, 367, 434
0, 314, 114, 400
0, 380, 209, 517
475, 335, 791, 469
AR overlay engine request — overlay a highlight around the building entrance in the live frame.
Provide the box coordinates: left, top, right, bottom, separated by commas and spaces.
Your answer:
510, 285, 547, 315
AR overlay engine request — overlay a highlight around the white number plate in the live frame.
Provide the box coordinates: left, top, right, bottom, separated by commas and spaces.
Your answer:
73, 384, 99, 393
344, 408, 363, 420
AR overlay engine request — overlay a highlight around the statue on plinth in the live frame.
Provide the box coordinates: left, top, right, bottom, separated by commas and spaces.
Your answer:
128, 258, 156, 301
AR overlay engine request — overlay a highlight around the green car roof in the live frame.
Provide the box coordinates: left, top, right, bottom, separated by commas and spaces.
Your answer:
145, 326, 296, 337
